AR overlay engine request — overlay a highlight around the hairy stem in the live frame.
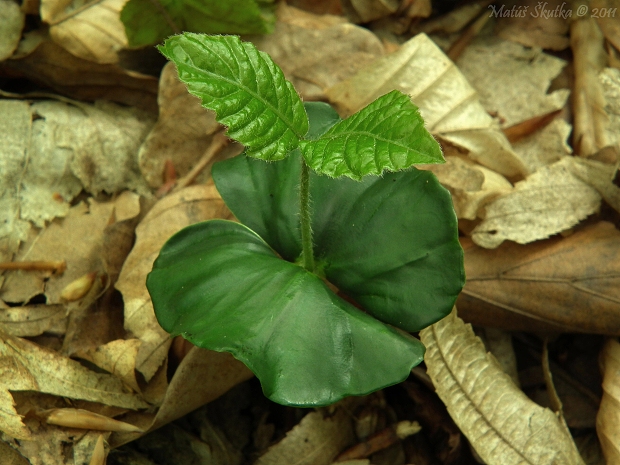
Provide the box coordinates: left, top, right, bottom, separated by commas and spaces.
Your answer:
300, 159, 315, 272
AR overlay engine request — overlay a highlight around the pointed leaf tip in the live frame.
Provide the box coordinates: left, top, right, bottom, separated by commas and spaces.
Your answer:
159, 33, 308, 161
300, 90, 443, 179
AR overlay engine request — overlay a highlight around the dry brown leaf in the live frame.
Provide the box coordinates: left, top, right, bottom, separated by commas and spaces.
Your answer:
249, 4, 384, 101
414, 0, 492, 35
1, 193, 141, 305
256, 406, 355, 465
340, 0, 399, 23
456, 36, 569, 129
0, 0, 24, 61
109, 347, 253, 448
477, 327, 520, 387
0, 330, 148, 441
471, 157, 602, 248
79, 339, 142, 393
511, 118, 572, 171
40, 0, 127, 64
571, 14, 609, 156
0, 304, 66, 337
116, 183, 233, 381
3, 31, 158, 113
599, 67, 620, 153
422, 156, 512, 220
458, 221, 620, 335
567, 156, 620, 213
420, 310, 585, 465
138, 62, 221, 188
597, 338, 620, 463
494, 0, 570, 50
0, 440, 29, 465
593, 0, 620, 51
326, 33, 528, 178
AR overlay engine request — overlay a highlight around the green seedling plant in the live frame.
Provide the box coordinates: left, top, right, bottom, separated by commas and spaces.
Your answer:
147, 33, 465, 407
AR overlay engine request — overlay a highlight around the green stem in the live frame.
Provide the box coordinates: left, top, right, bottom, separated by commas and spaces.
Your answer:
300, 159, 315, 272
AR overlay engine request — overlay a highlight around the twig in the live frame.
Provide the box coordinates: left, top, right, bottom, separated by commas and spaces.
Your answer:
0, 261, 66, 273
171, 131, 230, 193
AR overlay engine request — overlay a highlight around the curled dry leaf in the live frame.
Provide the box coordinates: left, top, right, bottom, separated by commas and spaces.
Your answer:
88, 434, 106, 465
256, 405, 355, 465
40, 0, 127, 63
571, 15, 609, 156
0, 0, 24, 61
109, 346, 253, 448
138, 62, 221, 188
597, 338, 620, 463
472, 157, 602, 248
116, 183, 233, 381
422, 156, 512, 220
420, 311, 585, 465
458, 221, 620, 335
249, 5, 384, 101
3, 32, 158, 112
79, 339, 143, 393
0, 330, 148, 440
326, 33, 528, 178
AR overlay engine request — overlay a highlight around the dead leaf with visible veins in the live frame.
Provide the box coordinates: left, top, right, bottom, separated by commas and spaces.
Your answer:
249, 4, 384, 101
422, 156, 512, 220
458, 221, 620, 335
40, 0, 127, 63
0, 304, 66, 337
0, 329, 148, 441
420, 310, 585, 465
0, 0, 24, 61
138, 62, 221, 188
326, 33, 528, 178
116, 182, 233, 381
597, 338, 620, 464
256, 404, 355, 465
456, 36, 570, 172
3, 31, 158, 113
472, 157, 602, 248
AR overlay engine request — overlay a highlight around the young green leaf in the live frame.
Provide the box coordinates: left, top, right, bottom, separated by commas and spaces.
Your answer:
213, 151, 464, 332
159, 34, 308, 161
122, 0, 275, 48
147, 220, 425, 407
299, 90, 444, 179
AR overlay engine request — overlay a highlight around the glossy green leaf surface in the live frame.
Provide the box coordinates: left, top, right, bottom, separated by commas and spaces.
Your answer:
159, 34, 308, 161
213, 152, 464, 332
122, 0, 274, 48
147, 220, 425, 407
299, 90, 444, 179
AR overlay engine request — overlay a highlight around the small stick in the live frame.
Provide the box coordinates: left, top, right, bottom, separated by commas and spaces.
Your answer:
172, 131, 230, 193
0, 261, 66, 273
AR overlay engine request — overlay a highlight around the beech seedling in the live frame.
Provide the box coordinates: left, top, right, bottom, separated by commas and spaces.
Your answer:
147, 34, 465, 407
